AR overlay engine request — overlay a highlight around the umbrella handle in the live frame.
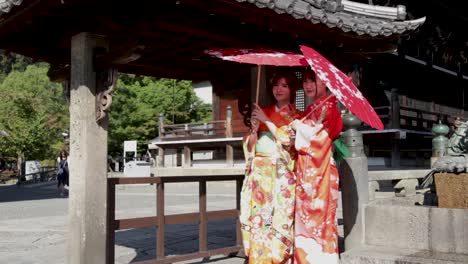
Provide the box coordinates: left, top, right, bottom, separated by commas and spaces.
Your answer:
255, 65, 261, 105
300, 94, 334, 122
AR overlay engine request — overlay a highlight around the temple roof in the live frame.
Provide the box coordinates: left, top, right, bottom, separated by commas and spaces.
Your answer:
240, 0, 425, 37
0, 0, 22, 16
1, 0, 425, 37
0, 0, 426, 80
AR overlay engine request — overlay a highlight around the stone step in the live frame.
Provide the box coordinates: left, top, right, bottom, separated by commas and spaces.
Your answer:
364, 203, 468, 254
341, 246, 468, 264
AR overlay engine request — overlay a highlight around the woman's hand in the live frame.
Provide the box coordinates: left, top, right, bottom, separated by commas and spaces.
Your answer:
289, 119, 302, 131
250, 118, 259, 134
251, 104, 270, 123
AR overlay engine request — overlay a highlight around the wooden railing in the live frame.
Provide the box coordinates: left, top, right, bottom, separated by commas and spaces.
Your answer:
399, 106, 445, 131
363, 91, 462, 168
372, 90, 467, 131
160, 120, 227, 138
106, 175, 244, 264
373, 105, 447, 131
151, 106, 240, 168
158, 106, 233, 139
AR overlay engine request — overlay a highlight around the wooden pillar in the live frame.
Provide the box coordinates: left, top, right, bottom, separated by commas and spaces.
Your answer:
225, 105, 234, 166
68, 32, 109, 264
199, 180, 207, 252
225, 105, 233, 138
106, 181, 115, 263
158, 113, 165, 136
235, 178, 243, 247
184, 124, 189, 137
183, 146, 191, 168
226, 145, 234, 167
390, 88, 400, 129
203, 122, 208, 136
157, 114, 165, 167
390, 88, 401, 168
157, 147, 165, 168
157, 182, 165, 258
391, 133, 401, 168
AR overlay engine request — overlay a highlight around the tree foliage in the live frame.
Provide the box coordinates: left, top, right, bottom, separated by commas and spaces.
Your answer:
0, 52, 213, 160
0, 51, 34, 83
109, 75, 212, 155
0, 64, 69, 161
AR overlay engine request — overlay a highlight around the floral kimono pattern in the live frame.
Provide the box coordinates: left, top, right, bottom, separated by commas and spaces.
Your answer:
293, 96, 343, 264
240, 104, 300, 264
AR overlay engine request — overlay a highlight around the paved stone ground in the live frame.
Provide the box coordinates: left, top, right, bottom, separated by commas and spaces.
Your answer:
0, 180, 393, 264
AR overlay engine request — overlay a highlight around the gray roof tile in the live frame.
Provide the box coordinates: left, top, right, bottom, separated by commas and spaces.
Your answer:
0, 0, 424, 38
0, 0, 22, 16
239, 0, 425, 36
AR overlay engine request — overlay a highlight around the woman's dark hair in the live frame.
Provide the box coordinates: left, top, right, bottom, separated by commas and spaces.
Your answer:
303, 69, 317, 83
303, 69, 319, 98
269, 71, 298, 103
59, 151, 68, 159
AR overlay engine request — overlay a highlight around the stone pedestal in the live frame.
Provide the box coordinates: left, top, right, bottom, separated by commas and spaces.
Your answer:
340, 113, 369, 251
435, 173, 468, 208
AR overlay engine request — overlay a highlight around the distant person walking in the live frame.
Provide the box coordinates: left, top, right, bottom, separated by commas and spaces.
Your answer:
0, 157, 6, 172
57, 151, 69, 196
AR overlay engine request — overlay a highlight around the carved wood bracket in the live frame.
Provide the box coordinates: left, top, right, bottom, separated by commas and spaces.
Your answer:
96, 68, 118, 123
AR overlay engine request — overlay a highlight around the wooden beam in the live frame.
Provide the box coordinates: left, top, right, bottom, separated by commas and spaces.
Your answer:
48, 40, 144, 82
117, 63, 209, 80
95, 41, 144, 69
2, 40, 68, 65
139, 19, 250, 47
141, 42, 210, 65
0, 0, 50, 35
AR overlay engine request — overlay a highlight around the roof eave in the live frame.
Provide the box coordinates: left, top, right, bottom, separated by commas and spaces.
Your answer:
0, 0, 24, 17
237, 0, 426, 37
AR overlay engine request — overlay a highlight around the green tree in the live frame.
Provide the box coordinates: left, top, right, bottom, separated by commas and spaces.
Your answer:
108, 75, 212, 155
0, 64, 69, 174
0, 50, 33, 83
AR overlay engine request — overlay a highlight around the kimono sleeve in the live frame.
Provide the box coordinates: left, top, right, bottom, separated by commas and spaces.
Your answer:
294, 123, 325, 153
242, 131, 257, 161
275, 125, 295, 147
320, 101, 343, 140
294, 101, 343, 154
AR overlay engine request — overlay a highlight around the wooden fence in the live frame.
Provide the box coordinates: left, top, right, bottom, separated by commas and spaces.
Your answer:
106, 175, 244, 264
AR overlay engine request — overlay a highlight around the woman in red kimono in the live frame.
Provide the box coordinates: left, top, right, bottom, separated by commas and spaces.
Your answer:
240, 72, 300, 264
289, 70, 343, 263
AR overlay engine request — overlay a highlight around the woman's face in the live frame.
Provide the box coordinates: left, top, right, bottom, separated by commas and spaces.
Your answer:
272, 77, 291, 104
303, 77, 327, 99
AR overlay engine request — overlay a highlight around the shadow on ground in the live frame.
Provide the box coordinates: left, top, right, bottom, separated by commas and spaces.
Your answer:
115, 219, 246, 263
0, 181, 66, 203
115, 218, 345, 263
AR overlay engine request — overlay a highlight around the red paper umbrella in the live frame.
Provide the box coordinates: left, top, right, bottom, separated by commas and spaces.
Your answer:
206, 48, 308, 103
300, 45, 384, 130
